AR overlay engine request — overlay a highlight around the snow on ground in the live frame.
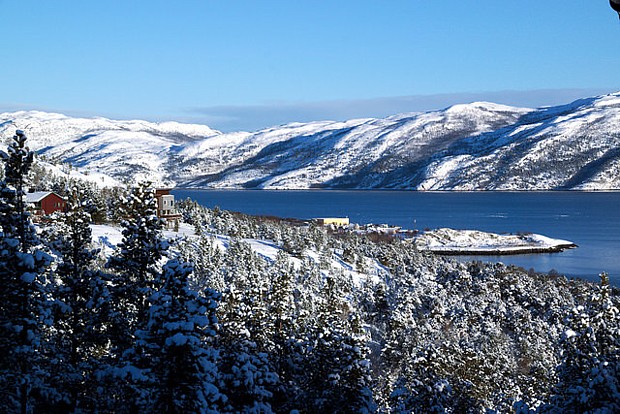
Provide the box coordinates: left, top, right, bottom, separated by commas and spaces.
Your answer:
90, 224, 124, 256
89, 221, 576, 290
244, 239, 283, 262
412, 228, 576, 255
162, 222, 196, 239
39, 160, 122, 188
89, 222, 382, 287
417, 155, 472, 190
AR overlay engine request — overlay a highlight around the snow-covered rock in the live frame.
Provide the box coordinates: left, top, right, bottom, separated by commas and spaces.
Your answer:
412, 228, 576, 255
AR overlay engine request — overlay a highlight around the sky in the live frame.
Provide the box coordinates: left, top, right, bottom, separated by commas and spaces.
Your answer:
1, 0, 620, 132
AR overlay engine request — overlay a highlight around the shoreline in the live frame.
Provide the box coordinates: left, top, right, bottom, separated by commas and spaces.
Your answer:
173, 187, 620, 193
410, 228, 578, 257
420, 243, 578, 256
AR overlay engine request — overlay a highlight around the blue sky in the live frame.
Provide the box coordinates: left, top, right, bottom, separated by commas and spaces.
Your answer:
1, 0, 619, 131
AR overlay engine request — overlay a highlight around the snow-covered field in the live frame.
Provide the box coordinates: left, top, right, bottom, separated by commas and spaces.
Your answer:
412, 228, 576, 255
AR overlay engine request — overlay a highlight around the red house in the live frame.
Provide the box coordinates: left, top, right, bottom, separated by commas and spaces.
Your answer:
25, 191, 66, 215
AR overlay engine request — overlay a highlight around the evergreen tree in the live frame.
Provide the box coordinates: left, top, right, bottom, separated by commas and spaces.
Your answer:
266, 251, 297, 353
45, 187, 109, 412
548, 305, 599, 412
106, 182, 169, 352
545, 273, 620, 413
217, 241, 278, 413
104, 182, 170, 410
0, 130, 54, 412
265, 251, 306, 412
220, 240, 271, 346
389, 346, 483, 414
181, 232, 224, 293
304, 276, 375, 413
137, 259, 226, 413
281, 227, 305, 257
591, 273, 620, 362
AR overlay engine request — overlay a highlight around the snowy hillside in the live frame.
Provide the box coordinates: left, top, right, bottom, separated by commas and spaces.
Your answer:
0, 111, 220, 186
3, 92, 620, 190
177, 102, 531, 189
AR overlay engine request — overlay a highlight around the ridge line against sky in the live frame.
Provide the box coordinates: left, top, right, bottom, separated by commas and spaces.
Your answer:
1, 88, 614, 133
181, 88, 616, 131
1, 1, 619, 132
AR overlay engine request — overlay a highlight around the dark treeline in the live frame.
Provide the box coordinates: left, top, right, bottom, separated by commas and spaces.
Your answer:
1, 131, 619, 413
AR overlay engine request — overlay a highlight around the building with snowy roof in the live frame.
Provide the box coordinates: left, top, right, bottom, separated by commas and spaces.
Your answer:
25, 191, 66, 216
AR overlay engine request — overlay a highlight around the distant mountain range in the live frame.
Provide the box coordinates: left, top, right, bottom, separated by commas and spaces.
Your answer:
2, 92, 620, 190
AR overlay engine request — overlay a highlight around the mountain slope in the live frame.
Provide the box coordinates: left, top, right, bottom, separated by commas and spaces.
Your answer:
0, 111, 220, 186
2, 93, 620, 190
413, 95, 620, 190
176, 102, 531, 189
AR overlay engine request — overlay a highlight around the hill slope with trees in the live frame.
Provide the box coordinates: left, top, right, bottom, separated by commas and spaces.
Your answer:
0, 131, 619, 412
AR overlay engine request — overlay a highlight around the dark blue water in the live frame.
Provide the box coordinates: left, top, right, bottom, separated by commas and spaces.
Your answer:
173, 190, 620, 285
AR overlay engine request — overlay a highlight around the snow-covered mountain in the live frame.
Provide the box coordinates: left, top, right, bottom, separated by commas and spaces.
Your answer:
0, 111, 220, 186
3, 92, 620, 190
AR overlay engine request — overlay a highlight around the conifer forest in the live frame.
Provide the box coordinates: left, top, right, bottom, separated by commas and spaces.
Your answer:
1, 131, 619, 413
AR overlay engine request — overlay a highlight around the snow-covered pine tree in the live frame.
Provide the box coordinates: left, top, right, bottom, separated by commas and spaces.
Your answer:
1, 130, 34, 247
136, 259, 226, 413
219, 240, 271, 347
547, 305, 598, 412
591, 273, 620, 356
217, 240, 278, 413
388, 345, 484, 414
106, 182, 168, 347
265, 250, 296, 348
545, 273, 620, 413
303, 275, 375, 413
104, 182, 169, 409
0, 130, 54, 412
281, 227, 305, 257
588, 272, 620, 411
80, 184, 108, 224
44, 187, 110, 412
264, 250, 306, 412
180, 232, 224, 293
295, 256, 324, 319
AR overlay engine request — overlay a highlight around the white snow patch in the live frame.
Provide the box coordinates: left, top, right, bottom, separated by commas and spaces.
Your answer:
412, 228, 575, 254
417, 155, 472, 190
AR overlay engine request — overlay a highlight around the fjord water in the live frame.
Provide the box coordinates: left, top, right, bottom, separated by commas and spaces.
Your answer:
173, 190, 620, 286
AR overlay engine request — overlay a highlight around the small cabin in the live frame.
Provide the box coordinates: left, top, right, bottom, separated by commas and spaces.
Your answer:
25, 191, 66, 216
154, 188, 182, 228
314, 217, 350, 227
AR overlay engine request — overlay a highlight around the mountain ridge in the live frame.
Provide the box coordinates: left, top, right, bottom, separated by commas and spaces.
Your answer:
2, 92, 620, 190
